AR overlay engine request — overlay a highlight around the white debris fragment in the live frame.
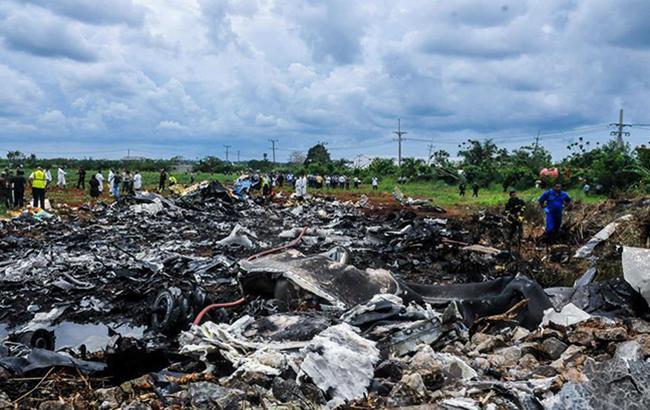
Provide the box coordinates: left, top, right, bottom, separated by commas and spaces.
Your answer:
622, 246, 650, 305
574, 214, 632, 259
299, 323, 380, 404
130, 199, 165, 215
542, 303, 591, 327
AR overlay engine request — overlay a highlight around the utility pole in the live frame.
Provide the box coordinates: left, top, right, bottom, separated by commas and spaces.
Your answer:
427, 141, 434, 164
237, 150, 240, 162
268, 139, 278, 163
609, 109, 631, 148
223, 145, 231, 161
393, 118, 407, 167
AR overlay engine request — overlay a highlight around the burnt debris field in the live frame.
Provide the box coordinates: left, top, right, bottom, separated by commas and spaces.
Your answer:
1, 182, 650, 409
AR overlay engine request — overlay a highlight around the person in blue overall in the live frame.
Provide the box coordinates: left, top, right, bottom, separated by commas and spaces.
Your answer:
538, 183, 571, 242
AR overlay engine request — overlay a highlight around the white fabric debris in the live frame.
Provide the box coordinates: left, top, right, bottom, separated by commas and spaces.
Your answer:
299, 323, 380, 404
216, 224, 256, 249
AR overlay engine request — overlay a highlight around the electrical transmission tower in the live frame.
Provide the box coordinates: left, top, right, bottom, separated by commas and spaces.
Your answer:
427, 141, 434, 164
268, 139, 278, 163
533, 130, 540, 154
393, 118, 407, 167
609, 109, 631, 148
223, 145, 231, 161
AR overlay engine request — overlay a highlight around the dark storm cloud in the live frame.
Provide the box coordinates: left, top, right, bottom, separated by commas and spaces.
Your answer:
17, 0, 146, 27
0, 9, 97, 61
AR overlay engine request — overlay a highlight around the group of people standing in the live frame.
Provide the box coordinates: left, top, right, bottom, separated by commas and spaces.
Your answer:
458, 182, 480, 197
0, 166, 162, 210
0, 168, 27, 208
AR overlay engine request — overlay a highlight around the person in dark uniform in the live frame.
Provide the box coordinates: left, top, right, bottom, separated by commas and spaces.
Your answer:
472, 182, 479, 197
12, 169, 26, 208
158, 169, 167, 192
505, 191, 526, 248
77, 167, 86, 189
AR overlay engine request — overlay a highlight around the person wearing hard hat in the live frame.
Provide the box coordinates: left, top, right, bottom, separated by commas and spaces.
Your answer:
29, 166, 47, 209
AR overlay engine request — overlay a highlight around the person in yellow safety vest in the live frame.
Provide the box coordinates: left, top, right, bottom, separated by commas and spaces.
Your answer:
29, 166, 47, 209
168, 175, 177, 187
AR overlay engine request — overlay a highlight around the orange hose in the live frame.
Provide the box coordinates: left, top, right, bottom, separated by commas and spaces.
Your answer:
192, 298, 246, 326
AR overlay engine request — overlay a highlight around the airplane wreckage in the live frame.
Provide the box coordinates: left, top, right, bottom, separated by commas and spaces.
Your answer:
1, 181, 650, 409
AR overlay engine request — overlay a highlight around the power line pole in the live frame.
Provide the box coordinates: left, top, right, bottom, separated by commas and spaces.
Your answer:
223, 145, 231, 161
533, 130, 540, 154
237, 150, 240, 162
609, 109, 631, 148
268, 139, 278, 163
393, 118, 407, 167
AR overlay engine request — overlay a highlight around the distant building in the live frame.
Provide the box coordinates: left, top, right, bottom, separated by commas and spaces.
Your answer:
122, 155, 146, 161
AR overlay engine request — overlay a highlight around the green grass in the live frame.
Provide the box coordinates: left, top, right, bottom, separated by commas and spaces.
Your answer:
317, 177, 605, 207
0, 171, 606, 216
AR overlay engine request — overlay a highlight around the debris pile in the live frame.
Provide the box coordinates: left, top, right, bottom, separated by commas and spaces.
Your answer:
1, 182, 650, 408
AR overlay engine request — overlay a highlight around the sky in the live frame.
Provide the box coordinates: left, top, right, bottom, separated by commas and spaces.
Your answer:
1, 0, 650, 161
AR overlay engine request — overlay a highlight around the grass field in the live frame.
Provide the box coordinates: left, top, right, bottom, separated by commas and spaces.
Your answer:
0, 170, 606, 216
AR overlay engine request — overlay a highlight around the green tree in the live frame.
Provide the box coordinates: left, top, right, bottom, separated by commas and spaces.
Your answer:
457, 139, 505, 186
368, 158, 397, 176
305, 144, 331, 165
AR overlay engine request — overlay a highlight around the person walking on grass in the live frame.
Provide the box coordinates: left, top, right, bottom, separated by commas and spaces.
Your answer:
29, 166, 47, 209
95, 170, 104, 195
372, 176, 379, 191
459, 182, 466, 197
472, 182, 479, 197
159, 169, 167, 191
77, 167, 86, 190
57, 166, 67, 188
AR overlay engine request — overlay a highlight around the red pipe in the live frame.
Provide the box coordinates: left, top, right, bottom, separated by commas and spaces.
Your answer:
191, 226, 308, 326
192, 297, 246, 326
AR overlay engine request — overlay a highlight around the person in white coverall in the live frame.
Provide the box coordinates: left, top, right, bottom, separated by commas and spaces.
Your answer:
295, 174, 308, 199
57, 167, 67, 188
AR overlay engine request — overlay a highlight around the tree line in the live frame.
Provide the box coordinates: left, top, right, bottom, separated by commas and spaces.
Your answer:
3, 137, 650, 194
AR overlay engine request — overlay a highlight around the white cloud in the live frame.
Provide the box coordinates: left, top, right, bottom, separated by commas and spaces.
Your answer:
0, 0, 649, 159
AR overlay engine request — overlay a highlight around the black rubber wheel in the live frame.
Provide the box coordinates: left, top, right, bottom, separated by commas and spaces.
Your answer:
151, 290, 180, 334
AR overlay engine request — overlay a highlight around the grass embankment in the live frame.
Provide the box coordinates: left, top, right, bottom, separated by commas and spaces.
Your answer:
0, 171, 605, 216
